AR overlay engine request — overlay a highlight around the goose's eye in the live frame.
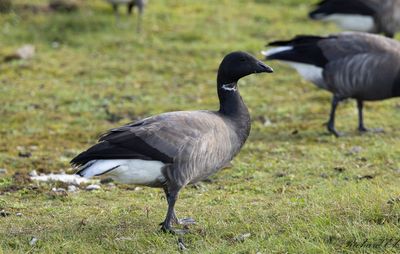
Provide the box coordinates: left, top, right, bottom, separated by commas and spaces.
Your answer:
240, 58, 246, 62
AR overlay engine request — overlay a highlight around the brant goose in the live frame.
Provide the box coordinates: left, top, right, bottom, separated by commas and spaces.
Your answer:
309, 0, 400, 38
71, 52, 273, 233
262, 32, 400, 136
106, 0, 146, 31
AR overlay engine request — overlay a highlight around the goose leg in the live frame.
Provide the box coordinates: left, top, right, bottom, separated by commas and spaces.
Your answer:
327, 95, 342, 137
161, 187, 179, 225
161, 188, 179, 233
136, 10, 143, 33
357, 99, 368, 132
112, 4, 120, 23
161, 187, 195, 234
127, 2, 134, 15
357, 99, 384, 134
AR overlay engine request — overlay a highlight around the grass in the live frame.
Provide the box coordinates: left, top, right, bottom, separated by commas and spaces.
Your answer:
0, 0, 400, 253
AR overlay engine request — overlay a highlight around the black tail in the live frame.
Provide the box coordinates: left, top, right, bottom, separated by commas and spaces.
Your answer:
265, 35, 330, 67
309, 0, 374, 19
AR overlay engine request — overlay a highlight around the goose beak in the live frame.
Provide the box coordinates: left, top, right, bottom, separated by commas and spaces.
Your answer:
256, 61, 274, 73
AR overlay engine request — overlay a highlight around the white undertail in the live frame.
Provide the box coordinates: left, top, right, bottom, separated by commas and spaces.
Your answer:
262, 48, 324, 87
78, 159, 166, 185
320, 14, 375, 32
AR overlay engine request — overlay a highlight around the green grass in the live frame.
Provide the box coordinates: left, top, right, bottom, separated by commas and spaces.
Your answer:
1, 0, 400, 253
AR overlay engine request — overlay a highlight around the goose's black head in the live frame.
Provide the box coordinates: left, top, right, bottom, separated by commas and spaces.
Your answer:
217, 51, 273, 88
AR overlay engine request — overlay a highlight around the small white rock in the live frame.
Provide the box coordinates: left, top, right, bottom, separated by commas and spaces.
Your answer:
349, 146, 362, 154
29, 170, 38, 177
16, 45, 35, 60
0, 168, 7, 175
263, 117, 272, 126
107, 183, 116, 189
16, 212, 22, 217
51, 41, 60, 49
134, 187, 143, 191
234, 233, 251, 242
29, 237, 38, 246
31, 173, 93, 185
86, 184, 101, 191
52, 187, 66, 193
67, 185, 78, 192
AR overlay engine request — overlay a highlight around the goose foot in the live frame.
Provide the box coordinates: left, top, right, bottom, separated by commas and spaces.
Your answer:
160, 217, 195, 234
160, 224, 190, 235
159, 217, 195, 226
358, 126, 368, 132
327, 126, 343, 137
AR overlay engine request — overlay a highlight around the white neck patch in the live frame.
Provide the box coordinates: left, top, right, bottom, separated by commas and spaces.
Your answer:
221, 83, 237, 92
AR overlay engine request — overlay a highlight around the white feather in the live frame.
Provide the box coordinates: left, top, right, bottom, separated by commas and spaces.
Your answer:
79, 159, 166, 185
261, 46, 293, 57
321, 14, 375, 32
283, 61, 324, 86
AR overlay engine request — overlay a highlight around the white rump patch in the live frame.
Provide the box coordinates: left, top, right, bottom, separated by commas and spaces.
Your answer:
78, 159, 166, 185
321, 14, 375, 32
283, 61, 324, 86
261, 46, 293, 58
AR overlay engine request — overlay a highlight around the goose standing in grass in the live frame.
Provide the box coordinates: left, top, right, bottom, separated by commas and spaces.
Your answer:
71, 52, 273, 233
262, 32, 400, 136
106, 0, 146, 32
309, 0, 400, 38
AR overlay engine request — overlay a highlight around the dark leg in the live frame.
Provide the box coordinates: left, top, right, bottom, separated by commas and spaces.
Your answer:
127, 2, 134, 15
162, 187, 179, 225
161, 187, 195, 234
112, 4, 120, 23
136, 10, 143, 33
161, 188, 179, 232
327, 95, 342, 137
112, 4, 118, 15
357, 99, 368, 132
357, 99, 384, 134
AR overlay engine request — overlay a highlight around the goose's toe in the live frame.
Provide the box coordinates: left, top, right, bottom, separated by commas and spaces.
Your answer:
178, 218, 196, 226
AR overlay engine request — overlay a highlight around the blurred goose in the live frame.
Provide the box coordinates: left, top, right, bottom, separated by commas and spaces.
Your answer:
106, 0, 146, 32
309, 0, 400, 38
262, 32, 400, 136
71, 52, 273, 233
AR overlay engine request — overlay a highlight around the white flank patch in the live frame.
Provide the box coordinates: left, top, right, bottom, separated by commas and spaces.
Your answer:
79, 159, 166, 185
284, 61, 324, 85
261, 46, 293, 57
322, 14, 375, 32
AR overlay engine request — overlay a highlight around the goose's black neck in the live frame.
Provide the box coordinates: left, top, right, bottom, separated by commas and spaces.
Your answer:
217, 76, 249, 117
217, 76, 251, 146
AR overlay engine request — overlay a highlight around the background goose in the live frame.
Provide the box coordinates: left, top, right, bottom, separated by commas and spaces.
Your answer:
71, 51, 273, 233
309, 0, 400, 38
262, 32, 400, 136
106, 0, 146, 32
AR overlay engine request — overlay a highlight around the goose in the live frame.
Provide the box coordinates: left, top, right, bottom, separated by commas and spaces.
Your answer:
106, 0, 146, 32
309, 0, 400, 38
70, 51, 273, 233
262, 32, 400, 137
